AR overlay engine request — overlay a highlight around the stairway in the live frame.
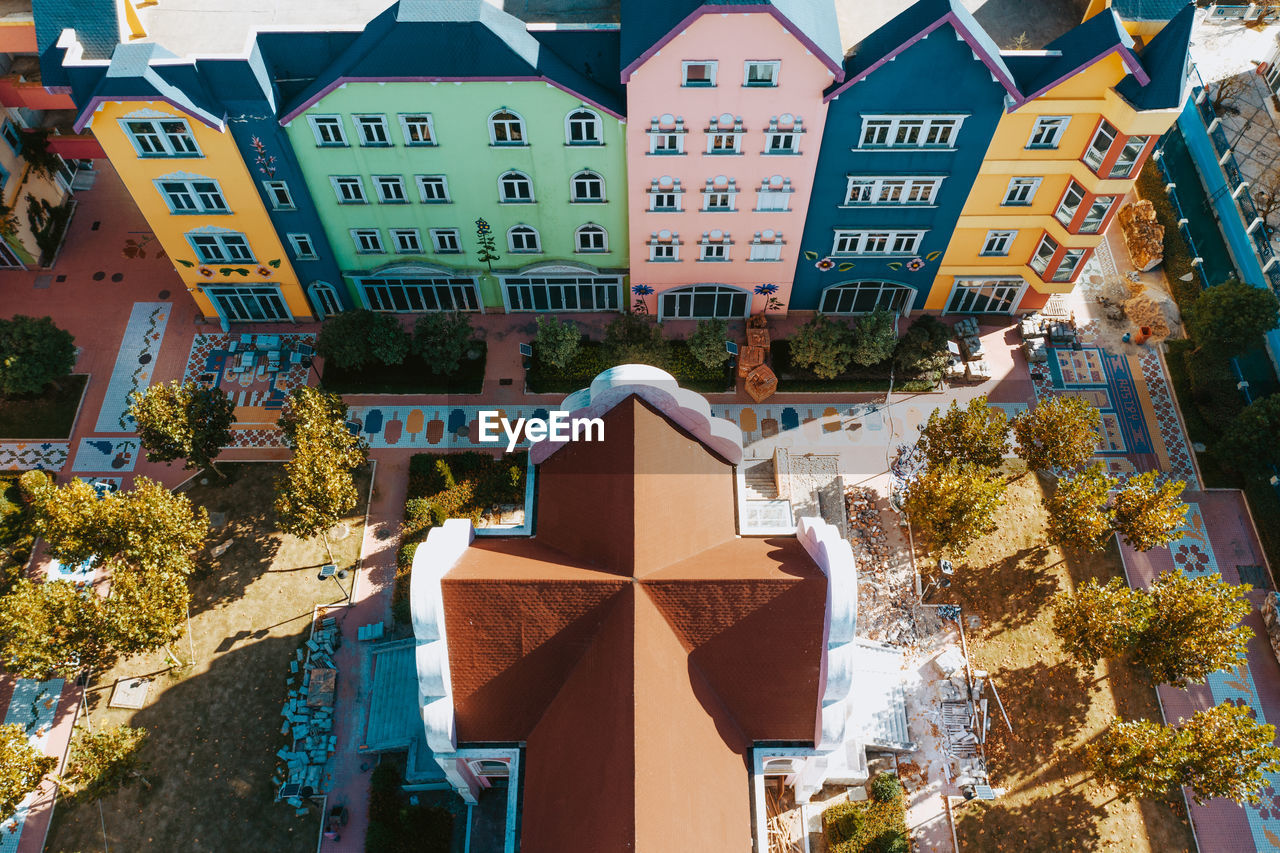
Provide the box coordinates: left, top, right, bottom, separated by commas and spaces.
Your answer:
742, 458, 778, 500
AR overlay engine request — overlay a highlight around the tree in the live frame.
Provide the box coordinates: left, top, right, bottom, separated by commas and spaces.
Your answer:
1135, 571, 1251, 687
103, 566, 190, 659
315, 309, 410, 371
0, 723, 55, 821
0, 315, 76, 396
1112, 471, 1188, 552
412, 312, 474, 375
1222, 393, 1280, 468
534, 316, 581, 370
788, 314, 855, 379
1052, 577, 1149, 667
276, 387, 368, 562
1088, 715, 1183, 801
0, 579, 108, 678
1184, 279, 1280, 358
1252, 163, 1280, 230
1012, 395, 1101, 472
850, 308, 898, 367
903, 459, 1006, 556
688, 319, 730, 370
916, 395, 1010, 470
129, 380, 235, 476
1046, 462, 1117, 552
893, 314, 951, 378
63, 724, 149, 800
1210, 74, 1249, 114
602, 312, 668, 367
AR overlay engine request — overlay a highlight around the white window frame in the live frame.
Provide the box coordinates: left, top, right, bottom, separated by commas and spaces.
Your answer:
570, 170, 606, 203
858, 115, 964, 149
489, 109, 527, 146
1052, 248, 1087, 282
354, 114, 390, 147
1078, 195, 1117, 234
756, 177, 792, 211
187, 230, 255, 264
308, 115, 347, 147
1109, 135, 1150, 179
157, 178, 228, 214
574, 224, 608, 253
351, 228, 385, 254
648, 235, 680, 262
844, 176, 943, 206
698, 234, 731, 262
649, 130, 685, 155
1002, 177, 1042, 206
648, 178, 683, 212
391, 228, 423, 254
765, 131, 800, 155
373, 175, 408, 204
744, 60, 780, 87
430, 228, 462, 254
707, 131, 743, 155
748, 232, 783, 262
682, 60, 717, 87
981, 230, 1017, 257
566, 108, 603, 145
702, 178, 737, 212
398, 114, 436, 147
1029, 234, 1058, 276
498, 171, 534, 203
1028, 115, 1070, 149
263, 180, 294, 211
1055, 180, 1086, 227
122, 117, 201, 157
831, 230, 925, 256
287, 232, 317, 261
1083, 119, 1118, 172
416, 175, 451, 204
507, 225, 541, 254
331, 175, 367, 204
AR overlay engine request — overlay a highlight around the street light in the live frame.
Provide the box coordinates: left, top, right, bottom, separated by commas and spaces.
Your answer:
317, 563, 352, 604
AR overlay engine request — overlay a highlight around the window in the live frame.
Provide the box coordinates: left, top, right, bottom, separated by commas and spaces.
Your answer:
1055, 181, 1086, 227
566, 109, 602, 145
819, 280, 913, 314
188, 231, 254, 264
571, 171, 605, 203
159, 179, 228, 213
499, 171, 534, 203
831, 230, 925, 256
263, 180, 294, 210
208, 286, 290, 322
1083, 120, 1117, 172
1028, 116, 1069, 149
399, 114, 435, 146
648, 177, 682, 211
702, 176, 737, 211
1, 122, 21, 154
766, 132, 797, 154
859, 115, 962, 149
124, 118, 200, 157
391, 228, 423, 254
359, 275, 480, 312
648, 230, 680, 261
1109, 136, 1150, 179
744, 61, 779, 87
489, 110, 526, 145
946, 278, 1023, 314
287, 233, 317, 261
504, 274, 621, 311
1029, 234, 1058, 276
1052, 248, 1087, 282
648, 115, 686, 154
982, 230, 1017, 257
331, 176, 367, 204
416, 175, 451, 203
756, 176, 792, 211
308, 115, 347, 147
1002, 177, 1041, 206
430, 228, 462, 254
308, 281, 342, 318
575, 224, 608, 253
507, 225, 541, 253
373, 175, 408, 204
351, 228, 384, 254
660, 284, 748, 319
706, 115, 743, 155
682, 61, 717, 87
748, 231, 782, 261
354, 115, 390, 147
1079, 195, 1117, 234
844, 176, 943, 206
698, 231, 731, 261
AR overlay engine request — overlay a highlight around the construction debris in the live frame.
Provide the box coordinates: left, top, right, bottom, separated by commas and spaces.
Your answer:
274, 614, 341, 806
1117, 200, 1164, 271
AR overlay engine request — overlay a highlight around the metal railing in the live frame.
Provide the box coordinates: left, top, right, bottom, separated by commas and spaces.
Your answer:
1154, 142, 1211, 288
1207, 4, 1280, 22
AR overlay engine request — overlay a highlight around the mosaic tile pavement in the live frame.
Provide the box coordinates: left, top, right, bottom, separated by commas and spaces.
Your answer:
94, 302, 170, 433
71, 437, 140, 473
184, 333, 315, 448
0, 678, 63, 853
0, 442, 68, 472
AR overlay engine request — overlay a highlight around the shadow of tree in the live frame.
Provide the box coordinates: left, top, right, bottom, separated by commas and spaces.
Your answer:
954, 788, 1106, 852
949, 545, 1061, 632
985, 660, 1095, 784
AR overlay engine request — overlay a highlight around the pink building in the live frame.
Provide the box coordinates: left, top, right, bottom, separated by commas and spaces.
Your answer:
621, 1, 844, 319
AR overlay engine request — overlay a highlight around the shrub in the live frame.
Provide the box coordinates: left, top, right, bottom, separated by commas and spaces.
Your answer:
870, 772, 902, 803
603, 313, 668, 367
1184, 278, 1280, 358
851, 309, 898, 367
316, 310, 409, 371
893, 314, 950, 378
0, 315, 75, 396
1184, 348, 1241, 433
823, 793, 909, 853
412, 312, 474, 375
534, 316, 581, 370
688, 319, 731, 369
788, 314, 855, 379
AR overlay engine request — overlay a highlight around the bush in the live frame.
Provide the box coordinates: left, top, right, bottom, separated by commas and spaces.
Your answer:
603, 313, 668, 367
0, 315, 75, 397
412, 313, 475, 376
851, 309, 898, 367
870, 772, 902, 803
823, 793, 909, 853
789, 314, 856, 379
688, 319, 731, 369
1184, 348, 1242, 434
534, 317, 581, 370
893, 314, 951, 378
1184, 278, 1280, 358
316, 310, 409, 371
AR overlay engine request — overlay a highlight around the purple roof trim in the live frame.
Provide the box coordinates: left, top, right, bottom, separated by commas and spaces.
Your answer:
1008, 44, 1149, 109
279, 75, 625, 125
72, 95, 224, 134
620, 4, 844, 83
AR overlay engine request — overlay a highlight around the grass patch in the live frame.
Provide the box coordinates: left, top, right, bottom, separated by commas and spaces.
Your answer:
320, 343, 485, 395
393, 451, 527, 625
0, 374, 86, 438
823, 784, 908, 852
771, 339, 936, 393
525, 339, 731, 394
944, 462, 1195, 852
0, 476, 32, 595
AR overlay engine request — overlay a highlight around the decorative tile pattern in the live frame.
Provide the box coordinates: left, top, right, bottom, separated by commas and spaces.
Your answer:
94, 302, 170, 433
0, 442, 68, 472
71, 437, 140, 472
0, 679, 64, 853
1138, 349, 1198, 488
1165, 504, 1220, 576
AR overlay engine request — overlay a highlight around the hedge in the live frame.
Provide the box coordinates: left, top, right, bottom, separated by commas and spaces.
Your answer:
526, 339, 731, 394
772, 339, 936, 393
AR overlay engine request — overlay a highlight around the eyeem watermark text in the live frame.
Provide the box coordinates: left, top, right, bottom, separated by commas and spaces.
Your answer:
477, 410, 604, 452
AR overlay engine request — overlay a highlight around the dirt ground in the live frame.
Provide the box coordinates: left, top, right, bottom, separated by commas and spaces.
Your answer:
937, 464, 1196, 852
43, 462, 372, 853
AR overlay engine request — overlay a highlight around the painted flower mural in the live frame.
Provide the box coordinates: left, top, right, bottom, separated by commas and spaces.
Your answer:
907, 257, 925, 271
632, 284, 654, 295
197, 266, 215, 278
754, 283, 779, 295
815, 257, 835, 271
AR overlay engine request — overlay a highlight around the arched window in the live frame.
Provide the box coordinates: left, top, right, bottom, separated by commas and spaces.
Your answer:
575, 224, 608, 253
498, 171, 534, 203
488, 110, 526, 145
659, 284, 748, 319
306, 280, 343, 319
566, 108, 602, 145
507, 225, 541, 253
570, 170, 605, 203
818, 280, 914, 314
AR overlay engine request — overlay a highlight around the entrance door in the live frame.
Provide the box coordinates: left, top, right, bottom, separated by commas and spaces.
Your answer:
307, 281, 343, 319
208, 286, 291, 322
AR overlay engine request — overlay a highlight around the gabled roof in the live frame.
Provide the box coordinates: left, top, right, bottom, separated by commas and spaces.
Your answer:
280, 0, 624, 124
1010, 7, 1148, 104
70, 41, 225, 133
619, 0, 844, 81
1116, 2, 1193, 111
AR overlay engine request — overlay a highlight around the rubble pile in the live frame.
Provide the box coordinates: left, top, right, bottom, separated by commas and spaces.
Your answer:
845, 486, 891, 570
1117, 200, 1164, 271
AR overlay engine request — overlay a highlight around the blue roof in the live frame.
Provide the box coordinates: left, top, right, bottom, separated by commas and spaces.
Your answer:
1112, 0, 1189, 21
33, 0, 118, 61
73, 43, 225, 131
1012, 8, 1136, 101
257, 31, 364, 106
1116, 3, 1193, 110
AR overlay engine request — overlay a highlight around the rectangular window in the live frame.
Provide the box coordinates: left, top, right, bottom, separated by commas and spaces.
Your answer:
1109, 136, 1150, 179
391, 228, 423, 254
704, 191, 734, 211
756, 183, 791, 211
749, 239, 782, 261
982, 229, 1017, 256
832, 230, 924, 256
189, 232, 254, 264
263, 180, 294, 210
354, 115, 390, 147
124, 118, 200, 157
650, 132, 684, 155
682, 60, 717, 87
707, 132, 741, 154
1052, 248, 1087, 282
287, 233, 317, 261
159, 179, 227, 214
359, 277, 479, 313
946, 278, 1023, 314
351, 228, 384, 254
1002, 177, 1042, 206
398, 114, 435, 146
331, 176, 366, 204
1083, 119, 1117, 172
649, 241, 679, 261
858, 115, 963, 149
844, 176, 942, 206
416, 175, 450, 203
1028, 116, 1069, 149
308, 115, 347, 147
744, 60, 779, 87
1, 122, 21, 154
699, 241, 728, 261
649, 190, 681, 212
1029, 234, 1058, 276
373, 175, 408, 204
766, 132, 798, 154
1055, 181, 1086, 227
1079, 195, 1117, 234
430, 228, 462, 254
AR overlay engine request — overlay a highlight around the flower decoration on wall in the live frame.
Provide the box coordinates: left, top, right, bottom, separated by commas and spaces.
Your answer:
474, 218, 500, 271
632, 284, 654, 295
250, 136, 277, 179
906, 257, 925, 271
256, 265, 273, 278
753, 283, 779, 295
197, 266, 214, 278
815, 257, 835, 271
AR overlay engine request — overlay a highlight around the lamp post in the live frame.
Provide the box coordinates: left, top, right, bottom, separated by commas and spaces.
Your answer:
317, 563, 352, 605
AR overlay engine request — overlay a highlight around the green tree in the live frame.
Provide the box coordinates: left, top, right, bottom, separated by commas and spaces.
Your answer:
412, 312, 474, 375
903, 460, 1006, 556
1221, 393, 1280, 468
602, 313, 668, 367
1136, 571, 1251, 687
276, 387, 369, 561
688, 319, 731, 370
1088, 715, 1182, 801
1184, 278, 1280, 357
1112, 471, 1188, 552
103, 565, 190, 659
129, 380, 235, 476
0, 723, 55, 821
315, 309, 410, 371
63, 724, 149, 800
0, 579, 108, 678
1012, 395, 1101, 472
0, 315, 76, 396
916, 395, 1010, 470
533, 316, 582, 370
850, 308, 898, 367
893, 314, 951, 378
788, 314, 855, 379
1046, 462, 1117, 552
1051, 577, 1149, 667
